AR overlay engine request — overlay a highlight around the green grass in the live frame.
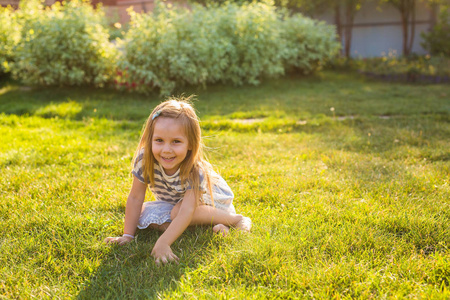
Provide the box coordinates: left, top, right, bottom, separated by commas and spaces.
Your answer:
1, 72, 449, 298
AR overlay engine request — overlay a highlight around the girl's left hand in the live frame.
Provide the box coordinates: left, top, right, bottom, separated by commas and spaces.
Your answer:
151, 242, 179, 265
104, 236, 133, 245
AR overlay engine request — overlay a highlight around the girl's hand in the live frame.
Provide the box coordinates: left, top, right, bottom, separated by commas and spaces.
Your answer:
104, 236, 133, 245
151, 242, 179, 265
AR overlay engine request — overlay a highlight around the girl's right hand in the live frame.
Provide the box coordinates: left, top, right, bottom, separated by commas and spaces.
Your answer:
151, 241, 179, 265
104, 236, 133, 245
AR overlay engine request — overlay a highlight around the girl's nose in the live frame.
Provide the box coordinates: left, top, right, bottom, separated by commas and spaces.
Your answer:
162, 144, 172, 153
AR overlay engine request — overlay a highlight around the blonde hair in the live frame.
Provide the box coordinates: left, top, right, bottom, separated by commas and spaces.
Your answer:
134, 95, 214, 204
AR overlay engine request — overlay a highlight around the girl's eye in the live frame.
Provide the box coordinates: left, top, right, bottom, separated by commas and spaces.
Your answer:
155, 138, 163, 142
173, 140, 181, 144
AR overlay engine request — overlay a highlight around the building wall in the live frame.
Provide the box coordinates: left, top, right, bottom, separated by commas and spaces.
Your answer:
115, 0, 155, 23
0, 0, 18, 7
114, 0, 187, 23
314, 1, 436, 57
0, 0, 55, 8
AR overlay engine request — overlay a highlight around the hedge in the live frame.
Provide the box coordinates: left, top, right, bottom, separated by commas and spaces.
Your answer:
117, 2, 340, 94
1, 0, 340, 93
9, 0, 118, 87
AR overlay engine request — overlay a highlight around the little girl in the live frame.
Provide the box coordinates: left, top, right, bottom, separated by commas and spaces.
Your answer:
105, 96, 251, 264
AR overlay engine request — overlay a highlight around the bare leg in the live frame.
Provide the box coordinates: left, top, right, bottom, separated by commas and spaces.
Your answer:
171, 203, 251, 232
148, 223, 170, 232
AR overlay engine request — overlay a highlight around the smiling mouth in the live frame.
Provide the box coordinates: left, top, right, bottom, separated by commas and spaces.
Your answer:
162, 156, 175, 162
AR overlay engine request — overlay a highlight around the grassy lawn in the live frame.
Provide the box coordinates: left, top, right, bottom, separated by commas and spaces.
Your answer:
1, 71, 449, 298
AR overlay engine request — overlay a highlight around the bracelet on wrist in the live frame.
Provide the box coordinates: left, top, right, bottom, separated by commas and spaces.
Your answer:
122, 233, 135, 239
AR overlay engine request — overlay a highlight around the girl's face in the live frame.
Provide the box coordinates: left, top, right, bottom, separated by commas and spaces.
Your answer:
152, 117, 191, 176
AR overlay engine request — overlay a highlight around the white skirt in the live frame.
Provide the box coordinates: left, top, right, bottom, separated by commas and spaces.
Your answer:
137, 201, 175, 229
137, 177, 237, 229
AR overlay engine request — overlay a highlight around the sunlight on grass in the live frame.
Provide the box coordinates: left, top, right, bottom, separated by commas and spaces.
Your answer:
0, 72, 449, 298
0, 84, 17, 96
35, 100, 83, 119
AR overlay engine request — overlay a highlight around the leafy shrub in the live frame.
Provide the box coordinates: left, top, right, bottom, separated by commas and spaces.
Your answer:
357, 54, 450, 83
421, 6, 450, 58
117, 3, 237, 94
0, 5, 20, 74
223, 2, 285, 85
108, 22, 128, 41
280, 14, 340, 73
118, 1, 339, 95
11, 0, 118, 87
325, 57, 361, 71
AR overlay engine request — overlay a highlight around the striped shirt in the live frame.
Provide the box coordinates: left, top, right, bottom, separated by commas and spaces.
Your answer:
132, 149, 200, 204
132, 149, 236, 213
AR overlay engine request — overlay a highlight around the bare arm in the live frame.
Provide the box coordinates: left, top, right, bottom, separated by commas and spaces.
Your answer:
151, 189, 197, 263
104, 175, 146, 245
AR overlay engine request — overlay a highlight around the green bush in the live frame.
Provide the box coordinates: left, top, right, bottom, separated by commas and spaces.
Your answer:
281, 14, 340, 73
222, 2, 285, 85
11, 0, 118, 87
0, 5, 20, 74
421, 6, 450, 58
357, 54, 450, 82
118, 1, 339, 95
117, 3, 238, 94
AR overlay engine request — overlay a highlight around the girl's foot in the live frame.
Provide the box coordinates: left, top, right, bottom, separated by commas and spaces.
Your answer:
235, 216, 252, 232
213, 224, 230, 237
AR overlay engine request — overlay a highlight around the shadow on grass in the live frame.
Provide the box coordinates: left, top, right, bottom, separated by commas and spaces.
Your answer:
76, 226, 216, 299
0, 82, 161, 121
0, 72, 324, 121
2, 71, 448, 124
